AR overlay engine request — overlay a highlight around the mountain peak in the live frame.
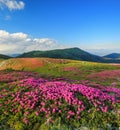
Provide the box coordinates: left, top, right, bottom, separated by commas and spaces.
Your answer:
18, 47, 102, 62
103, 53, 120, 59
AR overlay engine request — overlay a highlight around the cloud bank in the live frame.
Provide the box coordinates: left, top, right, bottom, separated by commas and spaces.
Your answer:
0, 0, 25, 10
0, 30, 64, 54
1, 30, 119, 56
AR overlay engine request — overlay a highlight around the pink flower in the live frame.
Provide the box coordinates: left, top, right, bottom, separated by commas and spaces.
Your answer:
35, 111, 39, 116
23, 118, 28, 124
58, 110, 62, 113
67, 115, 70, 119
52, 108, 56, 113
25, 111, 29, 115
117, 110, 120, 114
46, 114, 49, 118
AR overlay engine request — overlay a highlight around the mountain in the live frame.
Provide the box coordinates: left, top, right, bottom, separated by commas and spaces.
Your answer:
0, 54, 11, 59
18, 47, 103, 62
103, 53, 120, 59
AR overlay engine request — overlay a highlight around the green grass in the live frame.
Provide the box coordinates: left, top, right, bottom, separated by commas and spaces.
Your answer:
0, 58, 120, 130
34, 59, 120, 85
1, 58, 120, 86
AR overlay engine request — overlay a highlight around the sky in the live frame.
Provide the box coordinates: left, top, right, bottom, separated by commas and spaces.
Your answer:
0, 0, 120, 56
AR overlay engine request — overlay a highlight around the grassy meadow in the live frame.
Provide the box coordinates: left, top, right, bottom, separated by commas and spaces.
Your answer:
0, 58, 120, 130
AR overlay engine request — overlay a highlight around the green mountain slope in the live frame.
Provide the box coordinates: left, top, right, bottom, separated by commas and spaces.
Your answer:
0, 54, 11, 59
103, 53, 120, 59
18, 47, 103, 62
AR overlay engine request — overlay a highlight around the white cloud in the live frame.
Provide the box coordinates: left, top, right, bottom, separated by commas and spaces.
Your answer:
11, 32, 28, 39
0, 0, 25, 10
1, 30, 119, 56
0, 30, 64, 54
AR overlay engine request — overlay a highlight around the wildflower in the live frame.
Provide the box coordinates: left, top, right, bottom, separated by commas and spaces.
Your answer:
23, 118, 28, 124
35, 111, 39, 116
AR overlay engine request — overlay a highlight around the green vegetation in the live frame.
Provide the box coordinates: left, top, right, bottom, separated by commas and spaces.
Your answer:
18, 47, 103, 62
0, 58, 120, 129
1, 47, 120, 63
35, 60, 120, 86
0, 54, 11, 59
0, 57, 120, 86
18, 47, 120, 63
103, 53, 120, 59
0, 71, 120, 130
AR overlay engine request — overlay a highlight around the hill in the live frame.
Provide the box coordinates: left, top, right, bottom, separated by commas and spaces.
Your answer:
0, 58, 120, 84
0, 54, 11, 59
0, 60, 120, 129
18, 47, 103, 62
103, 53, 120, 59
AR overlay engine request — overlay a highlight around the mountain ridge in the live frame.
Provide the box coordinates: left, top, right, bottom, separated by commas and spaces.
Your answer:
18, 47, 104, 62
1, 47, 120, 63
0, 54, 11, 59
103, 53, 120, 59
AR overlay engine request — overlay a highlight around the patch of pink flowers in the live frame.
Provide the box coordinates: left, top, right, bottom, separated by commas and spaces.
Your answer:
0, 71, 120, 125
88, 70, 120, 81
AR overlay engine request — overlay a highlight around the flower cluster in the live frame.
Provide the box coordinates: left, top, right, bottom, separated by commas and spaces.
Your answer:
0, 71, 120, 128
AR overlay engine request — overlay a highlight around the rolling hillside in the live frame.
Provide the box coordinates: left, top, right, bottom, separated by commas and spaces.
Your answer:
0, 58, 120, 85
1, 47, 120, 63
18, 47, 103, 62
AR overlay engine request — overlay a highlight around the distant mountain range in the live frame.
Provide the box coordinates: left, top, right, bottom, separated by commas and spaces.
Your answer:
103, 53, 120, 59
9, 54, 21, 57
1, 47, 120, 63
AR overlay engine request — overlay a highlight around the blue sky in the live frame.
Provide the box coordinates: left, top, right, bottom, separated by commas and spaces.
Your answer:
0, 0, 120, 55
